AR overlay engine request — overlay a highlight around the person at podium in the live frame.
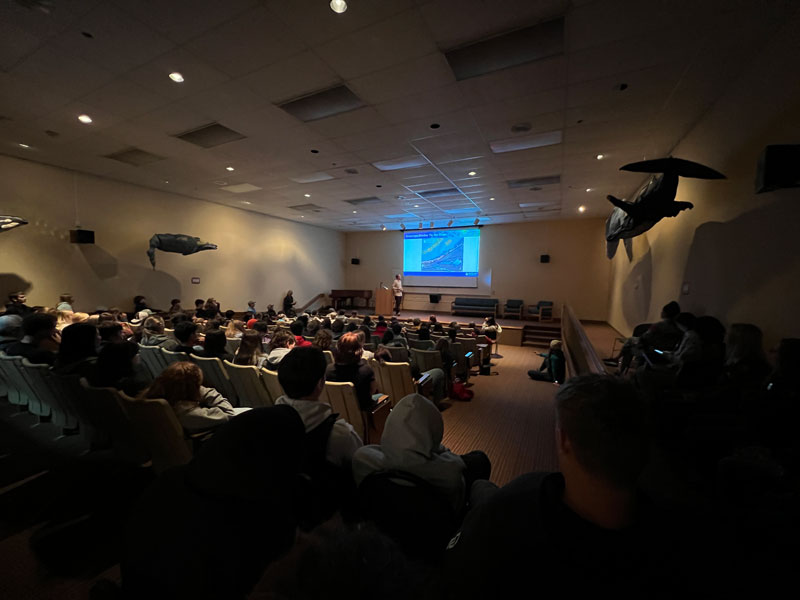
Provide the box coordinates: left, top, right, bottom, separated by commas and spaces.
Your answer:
392, 274, 403, 316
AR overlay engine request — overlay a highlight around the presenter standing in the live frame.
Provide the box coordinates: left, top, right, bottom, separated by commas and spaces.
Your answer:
392, 274, 403, 315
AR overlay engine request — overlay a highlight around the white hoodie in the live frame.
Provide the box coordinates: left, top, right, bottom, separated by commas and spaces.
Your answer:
352, 393, 466, 511
274, 395, 363, 467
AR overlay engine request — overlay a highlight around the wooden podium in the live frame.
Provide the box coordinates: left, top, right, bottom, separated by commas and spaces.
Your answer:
375, 288, 393, 315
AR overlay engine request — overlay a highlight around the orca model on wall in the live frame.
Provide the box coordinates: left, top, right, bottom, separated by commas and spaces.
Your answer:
605, 157, 725, 259
0, 216, 28, 233
147, 233, 217, 269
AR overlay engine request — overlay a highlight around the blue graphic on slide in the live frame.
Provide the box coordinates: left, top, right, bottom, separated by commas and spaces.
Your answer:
422, 235, 463, 272
403, 229, 480, 277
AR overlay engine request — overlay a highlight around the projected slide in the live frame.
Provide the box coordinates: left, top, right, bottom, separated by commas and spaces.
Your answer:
403, 229, 480, 287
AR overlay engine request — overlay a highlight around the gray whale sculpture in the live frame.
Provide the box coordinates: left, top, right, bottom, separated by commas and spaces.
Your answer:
605, 157, 725, 258
0, 216, 28, 233
147, 233, 217, 269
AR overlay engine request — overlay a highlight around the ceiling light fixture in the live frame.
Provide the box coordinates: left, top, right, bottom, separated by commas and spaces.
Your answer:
226, 166, 235, 171
304, 193, 311, 197
596, 154, 604, 160
169, 72, 184, 83
164, 180, 169, 184
489, 197, 495, 201
330, 0, 347, 13
468, 171, 477, 176
77, 114, 93, 124
381, 224, 386, 231
352, 210, 357, 213
18, 143, 30, 148
578, 205, 587, 213
413, 204, 420, 208
241, 201, 252, 205
585, 188, 593, 192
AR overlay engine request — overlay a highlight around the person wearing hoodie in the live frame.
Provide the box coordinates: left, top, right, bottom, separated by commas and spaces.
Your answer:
276, 346, 363, 468
528, 340, 566, 384
265, 329, 296, 370
139, 315, 178, 350
352, 393, 490, 514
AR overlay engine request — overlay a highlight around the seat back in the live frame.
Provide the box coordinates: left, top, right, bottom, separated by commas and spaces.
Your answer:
190, 354, 238, 405
260, 367, 285, 405
405, 331, 419, 340
3, 354, 48, 416
118, 392, 191, 473
409, 339, 435, 351
457, 337, 480, 366
378, 344, 409, 363
223, 361, 273, 408
138, 345, 168, 379
161, 348, 189, 366
78, 379, 149, 465
319, 381, 365, 441
449, 342, 470, 380
410, 348, 444, 373
225, 337, 241, 355
356, 469, 457, 562
164, 328, 176, 340
323, 350, 334, 365
371, 360, 416, 407
22, 360, 79, 428
0, 351, 30, 407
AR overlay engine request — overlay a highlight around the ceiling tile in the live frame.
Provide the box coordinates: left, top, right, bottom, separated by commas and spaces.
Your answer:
242, 51, 341, 104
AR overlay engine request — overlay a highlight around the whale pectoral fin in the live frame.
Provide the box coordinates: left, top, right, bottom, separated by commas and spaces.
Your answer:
147, 245, 156, 269
675, 201, 693, 211
607, 195, 635, 215
606, 238, 620, 259
624, 238, 634, 261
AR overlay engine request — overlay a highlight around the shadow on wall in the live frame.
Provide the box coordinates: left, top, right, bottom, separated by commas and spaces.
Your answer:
683, 196, 800, 319
621, 248, 653, 328
0, 274, 32, 304
80, 245, 118, 279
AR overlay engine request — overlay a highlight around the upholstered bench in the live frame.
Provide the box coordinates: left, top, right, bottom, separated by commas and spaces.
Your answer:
450, 297, 499, 317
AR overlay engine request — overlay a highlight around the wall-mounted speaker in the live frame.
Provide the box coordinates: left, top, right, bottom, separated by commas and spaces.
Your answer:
69, 229, 95, 244
429, 294, 442, 303
350, 257, 360, 265
755, 144, 800, 193
540, 254, 550, 263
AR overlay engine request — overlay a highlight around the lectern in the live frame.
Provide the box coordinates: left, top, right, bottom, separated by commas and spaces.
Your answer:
375, 288, 393, 315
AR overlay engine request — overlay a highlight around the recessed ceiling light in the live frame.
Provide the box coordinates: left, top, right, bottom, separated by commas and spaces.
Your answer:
78, 114, 93, 124
578, 205, 587, 213
381, 224, 386, 231
489, 197, 495, 201
468, 171, 477, 176
414, 204, 420, 208
225, 166, 234, 171
169, 72, 184, 83
352, 210, 357, 213
330, 0, 347, 13
596, 154, 604, 160
164, 180, 169, 184
304, 193, 311, 198
241, 201, 252, 205
585, 188, 593, 192
18, 143, 30, 148
300, 215, 305, 218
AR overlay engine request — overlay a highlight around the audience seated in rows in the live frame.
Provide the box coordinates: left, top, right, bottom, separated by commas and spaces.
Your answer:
312, 329, 333, 353
224, 319, 245, 339
173, 321, 201, 354
5, 291, 34, 316
56, 293, 74, 312
138, 362, 235, 434
89, 342, 150, 397
0, 314, 23, 352
290, 321, 312, 348
197, 330, 233, 362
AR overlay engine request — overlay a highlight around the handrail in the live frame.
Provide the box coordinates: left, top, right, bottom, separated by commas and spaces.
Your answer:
296, 292, 326, 313
560, 304, 606, 378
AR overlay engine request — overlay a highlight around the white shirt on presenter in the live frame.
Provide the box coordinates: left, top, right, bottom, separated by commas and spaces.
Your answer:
392, 275, 403, 315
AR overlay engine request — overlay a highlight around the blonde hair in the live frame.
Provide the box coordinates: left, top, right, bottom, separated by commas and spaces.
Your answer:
225, 319, 245, 338
550, 340, 563, 350
71, 312, 90, 324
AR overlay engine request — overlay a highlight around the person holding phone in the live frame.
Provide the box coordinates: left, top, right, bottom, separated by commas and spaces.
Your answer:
528, 340, 565, 384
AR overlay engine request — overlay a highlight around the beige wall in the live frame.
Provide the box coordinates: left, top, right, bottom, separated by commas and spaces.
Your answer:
607, 13, 800, 348
345, 219, 611, 321
0, 155, 346, 314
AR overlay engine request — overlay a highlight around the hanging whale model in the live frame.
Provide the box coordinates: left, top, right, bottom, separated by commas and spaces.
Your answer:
605, 157, 725, 258
147, 233, 217, 269
0, 216, 28, 233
